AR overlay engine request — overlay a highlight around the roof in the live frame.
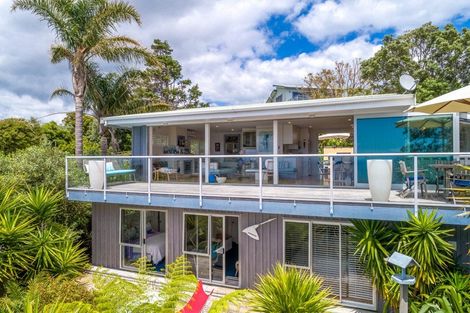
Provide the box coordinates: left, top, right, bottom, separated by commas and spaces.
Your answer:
103, 93, 415, 128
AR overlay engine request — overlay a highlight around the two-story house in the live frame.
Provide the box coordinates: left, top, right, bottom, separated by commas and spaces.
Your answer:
66, 93, 470, 311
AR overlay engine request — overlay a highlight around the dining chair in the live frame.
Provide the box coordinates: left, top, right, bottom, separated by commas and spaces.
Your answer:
398, 161, 427, 198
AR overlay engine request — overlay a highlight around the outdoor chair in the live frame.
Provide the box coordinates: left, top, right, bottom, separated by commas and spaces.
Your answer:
154, 167, 178, 181
398, 160, 427, 198
448, 164, 470, 205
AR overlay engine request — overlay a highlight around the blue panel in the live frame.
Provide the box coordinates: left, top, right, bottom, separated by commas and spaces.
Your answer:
356, 115, 454, 184
131, 126, 148, 180
67, 190, 469, 225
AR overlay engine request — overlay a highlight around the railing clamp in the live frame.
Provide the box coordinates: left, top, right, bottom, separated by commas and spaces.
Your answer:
228, 197, 231, 205
293, 200, 297, 208
370, 203, 374, 211
173, 195, 176, 201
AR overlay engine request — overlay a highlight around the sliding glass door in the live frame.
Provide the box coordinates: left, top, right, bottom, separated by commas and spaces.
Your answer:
183, 213, 239, 286
120, 208, 167, 273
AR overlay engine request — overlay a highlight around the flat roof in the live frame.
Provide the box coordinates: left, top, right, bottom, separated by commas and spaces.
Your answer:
103, 94, 415, 128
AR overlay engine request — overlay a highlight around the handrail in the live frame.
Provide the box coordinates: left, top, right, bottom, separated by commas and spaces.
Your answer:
65, 152, 470, 159
65, 152, 470, 212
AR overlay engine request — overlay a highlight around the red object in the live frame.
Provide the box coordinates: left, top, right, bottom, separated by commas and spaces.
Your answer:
180, 280, 212, 313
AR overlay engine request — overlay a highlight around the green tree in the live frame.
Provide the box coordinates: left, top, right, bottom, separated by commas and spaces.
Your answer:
129, 39, 208, 111
12, 0, 147, 156
40, 121, 74, 154
361, 23, 470, 102
0, 118, 42, 154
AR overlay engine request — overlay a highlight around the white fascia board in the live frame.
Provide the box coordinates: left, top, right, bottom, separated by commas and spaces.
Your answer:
103, 94, 415, 128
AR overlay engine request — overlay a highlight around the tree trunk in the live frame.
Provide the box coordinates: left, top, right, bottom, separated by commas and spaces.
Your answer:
72, 62, 86, 156
99, 120, 108, 156
109, 128, 119, 154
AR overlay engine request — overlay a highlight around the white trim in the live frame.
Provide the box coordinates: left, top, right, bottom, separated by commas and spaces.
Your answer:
453, 113, 460, 153
103, 94, 414, 128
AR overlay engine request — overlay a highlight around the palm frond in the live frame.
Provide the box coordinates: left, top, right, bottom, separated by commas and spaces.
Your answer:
50, 44, 74, 64
51, 87, 73, 99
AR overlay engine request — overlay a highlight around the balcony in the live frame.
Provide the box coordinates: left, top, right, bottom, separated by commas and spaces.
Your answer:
66, 153, 470, 225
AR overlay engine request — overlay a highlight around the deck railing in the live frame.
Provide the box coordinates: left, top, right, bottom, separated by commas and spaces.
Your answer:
66, 152, 470, 213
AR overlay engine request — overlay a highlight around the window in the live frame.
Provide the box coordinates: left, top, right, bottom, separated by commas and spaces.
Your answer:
184, 214, 209, 254
283, 220, 374, 308
284, 221, 309, 268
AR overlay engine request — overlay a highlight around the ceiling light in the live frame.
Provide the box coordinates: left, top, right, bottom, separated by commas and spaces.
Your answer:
231, 128, 234, 131
215, 125, 219, 128
308, 125, 312, 128
287, 121, 291, 124
347, 118, 352, 122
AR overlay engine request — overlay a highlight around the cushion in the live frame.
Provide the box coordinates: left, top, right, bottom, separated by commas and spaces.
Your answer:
106, 162, 115, 171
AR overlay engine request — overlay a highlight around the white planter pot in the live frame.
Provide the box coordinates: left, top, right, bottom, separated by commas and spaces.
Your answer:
89, 160, 104, 189
367, 159, 393, 202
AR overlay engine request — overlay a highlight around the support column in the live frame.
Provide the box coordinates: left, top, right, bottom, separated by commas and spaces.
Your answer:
273, 120, 279, 185
205, 123, 210, 183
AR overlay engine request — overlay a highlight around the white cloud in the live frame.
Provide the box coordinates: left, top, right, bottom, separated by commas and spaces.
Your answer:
295, 0, 470, 42
0, 89, 72, 123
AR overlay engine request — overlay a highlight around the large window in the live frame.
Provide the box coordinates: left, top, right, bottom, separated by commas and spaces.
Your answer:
284, 220, 374, 308
356, 115, 454, 184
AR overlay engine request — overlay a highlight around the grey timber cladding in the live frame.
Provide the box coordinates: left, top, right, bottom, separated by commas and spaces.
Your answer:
91, 203, 120, 268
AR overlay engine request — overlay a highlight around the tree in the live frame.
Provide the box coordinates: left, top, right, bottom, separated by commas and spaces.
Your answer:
53, 70, 133, 155
129, 39, 208, 111
304, 59, 371, 99
361, 23, 470, 103
12, 0, 147, 156
0, 118, 42, 154
41, 121, 74, 153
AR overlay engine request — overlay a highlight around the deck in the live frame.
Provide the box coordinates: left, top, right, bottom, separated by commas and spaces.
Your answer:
105, 182, 448, 206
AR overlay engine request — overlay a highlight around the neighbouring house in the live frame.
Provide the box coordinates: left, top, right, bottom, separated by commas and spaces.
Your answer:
66, 93, 470, 311
266, 84, 310, 102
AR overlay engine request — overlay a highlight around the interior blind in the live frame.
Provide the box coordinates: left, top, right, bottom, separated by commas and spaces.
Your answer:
341, 227, 374, 304
284, 221, 309, 268
312, 224, 340, 296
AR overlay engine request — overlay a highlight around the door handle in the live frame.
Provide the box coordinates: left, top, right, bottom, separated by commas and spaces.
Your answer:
215, 247, 224, 254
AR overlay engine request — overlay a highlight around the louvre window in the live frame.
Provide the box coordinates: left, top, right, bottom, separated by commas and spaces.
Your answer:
284, 221, 309, 268
284, 220, 374, 308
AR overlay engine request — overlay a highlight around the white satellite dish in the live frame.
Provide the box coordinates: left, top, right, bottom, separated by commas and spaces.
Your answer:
242, 218, 276, 240
399, 74, 417, 92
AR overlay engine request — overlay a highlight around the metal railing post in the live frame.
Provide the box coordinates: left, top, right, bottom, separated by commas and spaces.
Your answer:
413, 156, 418, 216
329, 156, 334, 215
199, 157, 203, 207
103, 157, 107, 202
65, 157, 69, 198
259, 156, 263, 211
147, 157, 152, 204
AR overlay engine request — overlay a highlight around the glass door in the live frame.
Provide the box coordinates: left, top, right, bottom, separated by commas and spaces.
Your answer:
120, 209, 142, 269
184, 214, 239, 286
143, 210, 167, 274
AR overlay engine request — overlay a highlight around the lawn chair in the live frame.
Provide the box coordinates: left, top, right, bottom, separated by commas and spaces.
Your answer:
448, 164, 470, 205
399, 161, 427, 198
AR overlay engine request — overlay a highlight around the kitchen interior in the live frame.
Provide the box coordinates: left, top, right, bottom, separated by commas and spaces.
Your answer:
149, 116, 354, 185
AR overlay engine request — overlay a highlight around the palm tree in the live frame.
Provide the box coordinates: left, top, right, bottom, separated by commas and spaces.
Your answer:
53, 68, 132, 155
12, 0, 147, 156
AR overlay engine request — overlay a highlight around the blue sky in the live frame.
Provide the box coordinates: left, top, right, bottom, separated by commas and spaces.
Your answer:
0, 0, 469, 122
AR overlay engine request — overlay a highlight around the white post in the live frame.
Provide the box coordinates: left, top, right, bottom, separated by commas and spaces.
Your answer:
205, 123, 210, 183
259, 156, 263, 211
147, 157, 152, 204
329, 156, 334, 215
199, 157, 203, 207
413, 156, 418, 215
103, 157, 107, 202
65, 157, 69, 197
273, 119, 279, 185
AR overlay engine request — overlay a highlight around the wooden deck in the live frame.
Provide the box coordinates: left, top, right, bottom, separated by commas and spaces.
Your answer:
106, 182, 448, 206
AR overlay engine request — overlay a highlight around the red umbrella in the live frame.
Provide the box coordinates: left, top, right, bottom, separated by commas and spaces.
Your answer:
180, 281, 212, 313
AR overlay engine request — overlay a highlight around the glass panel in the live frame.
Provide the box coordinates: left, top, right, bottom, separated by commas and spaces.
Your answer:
341, 227, 373, 304
211, 216, 224, 282
460, 118, 470, 152
225, 216, 239, 286
187, 254, 210, 280
284, 222, 309, 268
184, 214, 208, 254
257, 130, 273, 153
312, 224, 340, 297
145, 211, 166, 273
121, 209, 141, 245
356, 116, 453, 184
121, 246, 142, 268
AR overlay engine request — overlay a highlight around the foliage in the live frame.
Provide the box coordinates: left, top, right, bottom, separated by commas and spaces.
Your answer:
350, 210, 457, 310
249, 263, 336, 313
0, 118, 42, 155
128, 39, 208, 111
398, 210, 454, 296
361, 22, 470, 102
304, 59, 371, 99
12, 0, 147, 156
40, 122, 74, 154
208, 290, 251, 313
0, 185, 89, 290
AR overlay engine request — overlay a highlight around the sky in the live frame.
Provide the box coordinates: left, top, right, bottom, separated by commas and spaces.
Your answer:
0, 0, 470, 123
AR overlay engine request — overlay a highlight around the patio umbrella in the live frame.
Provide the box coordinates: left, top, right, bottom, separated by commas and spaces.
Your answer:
318, 133, 350, 140
395, 116, 452, 130
406, 85, 470, 113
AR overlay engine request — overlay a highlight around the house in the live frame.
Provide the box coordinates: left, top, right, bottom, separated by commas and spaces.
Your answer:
66, 93, 470, 311
266, 84, 310, 102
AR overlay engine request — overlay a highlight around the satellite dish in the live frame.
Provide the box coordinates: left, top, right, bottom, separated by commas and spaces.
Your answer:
399, 74, 417, 92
